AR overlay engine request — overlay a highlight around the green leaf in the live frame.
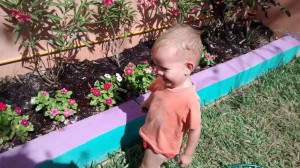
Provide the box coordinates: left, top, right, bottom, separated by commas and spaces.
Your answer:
35, 104, 44, 112
45, 14, 62, 21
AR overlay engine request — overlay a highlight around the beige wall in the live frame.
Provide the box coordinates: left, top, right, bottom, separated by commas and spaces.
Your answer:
0, 0, 299, 78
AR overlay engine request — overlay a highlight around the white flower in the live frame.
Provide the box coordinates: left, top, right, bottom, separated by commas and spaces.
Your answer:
144, 68, 151, 74
104, 74, 111, 78
116, 73, 121, 77
117, 76, 122, 82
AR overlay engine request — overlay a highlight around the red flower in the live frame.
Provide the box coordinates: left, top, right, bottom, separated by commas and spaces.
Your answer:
104, 0, 114, 7
20, 119, 29, 127
124, 67, 134, 75
105, 98, 113, 105
171, 0, 176, 3
152, 66, 157, 73
0, 102, 7, 111
172, 8, 180, 16
91, 88, 101, 96
191, 6, 197, 13
103, 83, 112, 90
10, 9, 20, 17
15, 107, 22, 115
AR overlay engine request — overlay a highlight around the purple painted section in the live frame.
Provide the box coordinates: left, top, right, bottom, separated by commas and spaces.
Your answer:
191, 36, 300, 90
0, 36, 299, 167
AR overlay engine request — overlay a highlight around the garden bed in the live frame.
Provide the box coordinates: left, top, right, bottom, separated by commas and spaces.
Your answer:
2, 20, 300, 167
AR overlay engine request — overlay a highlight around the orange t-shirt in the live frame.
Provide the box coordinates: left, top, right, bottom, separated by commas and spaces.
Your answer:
139, 77, 201, 156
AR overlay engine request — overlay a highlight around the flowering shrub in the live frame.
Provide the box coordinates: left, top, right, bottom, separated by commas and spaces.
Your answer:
123, 61, 157, 95
201, 49, 217, 67
0, 102, 34, 144
30, 88, 78, 123
88, 73, 124, 111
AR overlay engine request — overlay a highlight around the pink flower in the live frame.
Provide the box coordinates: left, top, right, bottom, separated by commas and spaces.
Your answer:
144, 68, 151, 74
20, 119, 29, 127
139, 0, 147, 8
91, 88, 101, 96
0, 102, 7, 111
63, 109, 73, 117
68, 99, 76, 105
41, 91, 48, 95
124, 67, 134, 75
10, 9, 20, 17
50, 108, 58, 116
103, 83, 112, 90
172, 8, 180, 16
104, 0, 114, 7
152, 67, 157, 73
15, 12, 31, 22
15, 107, 22, 115
105, 98, 113, 105
191, 6, 197, 13
205, 53, 211, 60
171, 0, 176, 3
61, 88, 68, 94
149, 0, 156, 7
140, 60, 148, 64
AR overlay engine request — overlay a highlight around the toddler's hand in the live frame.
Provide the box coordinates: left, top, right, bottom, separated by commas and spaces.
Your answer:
178, 154, 193, 168
140, 102, 148, 113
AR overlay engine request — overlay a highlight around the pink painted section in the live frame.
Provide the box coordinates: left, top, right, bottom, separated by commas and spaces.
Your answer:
191, 36, 300, 90
1, 36, 300, 167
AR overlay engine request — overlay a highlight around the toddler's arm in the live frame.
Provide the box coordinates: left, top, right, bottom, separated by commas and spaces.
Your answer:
179, 126, 201, 167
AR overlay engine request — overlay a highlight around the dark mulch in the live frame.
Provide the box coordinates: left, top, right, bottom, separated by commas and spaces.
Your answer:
0, 19, 273, 153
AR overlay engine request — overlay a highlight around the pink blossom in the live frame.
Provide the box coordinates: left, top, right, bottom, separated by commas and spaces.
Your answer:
41, 91, 48, 95
10, 9, 20, 17
205, 53, 211, 60
68, 99, 76, 105
172, 8, 180, 16
149, 0, 156, 7
140, 60, 148, 64
50, 108, 58, 116
14, 106, 22, 115
103, 83, 112, 90
171, 0, 176, 3
152, 67, 157, 73
91, 88, 101, 96
63, 109, 73, 117
20, 119, 29, 127
124, 67, 134, 75
0, 102, 7, 111
104, 0, 114, 7
105, 98, 113, 105
191, 6, 197, 13
139, 0, 147, 8
61, 88, 68, 94
144, 68, 151, 74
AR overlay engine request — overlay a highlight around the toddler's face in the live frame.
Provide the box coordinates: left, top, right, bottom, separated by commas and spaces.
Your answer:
152, 45, 191, 89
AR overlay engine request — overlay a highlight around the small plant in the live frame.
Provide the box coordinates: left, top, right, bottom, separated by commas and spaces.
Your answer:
0, 102, 34, 144
201, 49, 217, 67
30, 88, 78, 123
88, 73, 124, 112
122, 61, 157, 95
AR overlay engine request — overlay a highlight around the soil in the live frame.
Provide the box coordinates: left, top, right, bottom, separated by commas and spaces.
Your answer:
0, 19, 273, 153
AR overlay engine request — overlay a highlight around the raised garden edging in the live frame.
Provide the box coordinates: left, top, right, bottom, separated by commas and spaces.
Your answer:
0, 36, 299, 168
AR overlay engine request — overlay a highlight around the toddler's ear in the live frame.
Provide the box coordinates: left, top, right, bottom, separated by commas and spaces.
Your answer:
185, 62, 194, 74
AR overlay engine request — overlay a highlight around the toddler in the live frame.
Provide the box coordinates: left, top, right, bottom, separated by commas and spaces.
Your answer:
139, 24, 203, 168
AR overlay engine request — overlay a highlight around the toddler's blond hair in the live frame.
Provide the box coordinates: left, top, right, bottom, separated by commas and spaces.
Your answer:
151, 24, 203, 70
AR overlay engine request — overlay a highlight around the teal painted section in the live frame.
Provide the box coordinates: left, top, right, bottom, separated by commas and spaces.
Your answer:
198, 46, 300, 105
36, 116, 146, 168
38, 45, 299, 168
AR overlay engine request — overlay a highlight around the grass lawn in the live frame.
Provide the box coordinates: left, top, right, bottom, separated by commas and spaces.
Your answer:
92, 57, 300, 168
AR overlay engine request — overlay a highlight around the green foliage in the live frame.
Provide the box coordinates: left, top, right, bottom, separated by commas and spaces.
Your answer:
0, 103, 34, 144
88, 73, 124, 112
31, 89, 78, 122
123, 61, 157, 96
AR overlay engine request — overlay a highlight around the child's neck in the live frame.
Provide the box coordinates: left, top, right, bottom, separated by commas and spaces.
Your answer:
167, 78, 193, 90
